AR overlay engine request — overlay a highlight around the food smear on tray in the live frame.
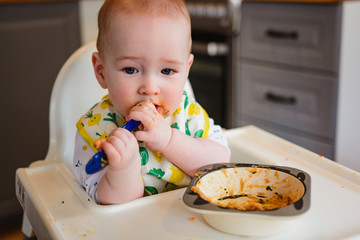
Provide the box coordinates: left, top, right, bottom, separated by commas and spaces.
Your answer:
191, 166, 305, 210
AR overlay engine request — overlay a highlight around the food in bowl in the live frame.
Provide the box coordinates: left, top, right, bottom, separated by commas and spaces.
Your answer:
183, 163, 311, 236
190, 166, 305, 211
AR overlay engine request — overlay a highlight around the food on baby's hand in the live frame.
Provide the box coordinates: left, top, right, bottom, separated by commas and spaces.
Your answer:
94, 139, 106, 149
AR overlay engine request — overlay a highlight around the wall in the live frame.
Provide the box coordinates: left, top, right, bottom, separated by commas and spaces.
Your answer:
79, 0, 103, 45
336, 1, 360, 172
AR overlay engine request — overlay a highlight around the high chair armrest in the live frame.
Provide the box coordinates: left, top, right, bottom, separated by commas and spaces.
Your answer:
16, 162, 89, 238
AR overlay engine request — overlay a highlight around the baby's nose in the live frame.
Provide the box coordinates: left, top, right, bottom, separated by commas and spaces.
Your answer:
138, 77, 160, 95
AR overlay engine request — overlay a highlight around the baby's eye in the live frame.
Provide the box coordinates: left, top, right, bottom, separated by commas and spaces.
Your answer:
161, 68, 174, 75
123, 67, 138, 74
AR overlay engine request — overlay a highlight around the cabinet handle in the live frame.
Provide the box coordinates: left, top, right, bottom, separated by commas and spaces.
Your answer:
265, 29, 298, 40
265, 92, 296, 105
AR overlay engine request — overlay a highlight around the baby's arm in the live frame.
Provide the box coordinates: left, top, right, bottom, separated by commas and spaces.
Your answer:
74, 128, 143, 205
128, 101, 230, 177
162, 128, 230, 177
97, 128, 144, 204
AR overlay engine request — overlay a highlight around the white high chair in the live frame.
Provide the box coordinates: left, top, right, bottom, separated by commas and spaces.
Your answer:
17, 41, 107, 239
16, 40, 196, 239
16, 41, 360, 240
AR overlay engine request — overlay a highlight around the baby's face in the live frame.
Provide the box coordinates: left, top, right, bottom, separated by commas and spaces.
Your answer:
99, 13, 193, 118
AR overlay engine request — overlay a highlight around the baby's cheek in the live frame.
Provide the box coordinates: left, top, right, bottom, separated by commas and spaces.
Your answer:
168, 95, 183, 114
162, 109, 170, 117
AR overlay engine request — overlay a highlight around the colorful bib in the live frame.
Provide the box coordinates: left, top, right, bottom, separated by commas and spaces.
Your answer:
76, 91, 209, 195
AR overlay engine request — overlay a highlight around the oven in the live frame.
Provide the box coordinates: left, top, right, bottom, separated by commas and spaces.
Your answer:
186, 0, 241, 128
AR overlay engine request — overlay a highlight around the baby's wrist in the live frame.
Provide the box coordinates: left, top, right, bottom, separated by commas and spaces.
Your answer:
155, 124, 172, 153
107, 153, 141, 174
105, 155, 141, 186
159, 127, 175, 155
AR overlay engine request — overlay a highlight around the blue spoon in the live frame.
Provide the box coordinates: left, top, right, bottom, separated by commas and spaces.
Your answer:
85, 119, 141, 174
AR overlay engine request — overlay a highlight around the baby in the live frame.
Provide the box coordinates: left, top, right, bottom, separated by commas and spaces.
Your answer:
73, 0, 230, 205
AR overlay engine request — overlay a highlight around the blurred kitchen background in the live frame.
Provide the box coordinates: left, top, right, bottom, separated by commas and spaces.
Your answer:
0, 0, 359, 233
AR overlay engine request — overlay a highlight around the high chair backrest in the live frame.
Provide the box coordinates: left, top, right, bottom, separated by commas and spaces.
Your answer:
45, 41, 194, 171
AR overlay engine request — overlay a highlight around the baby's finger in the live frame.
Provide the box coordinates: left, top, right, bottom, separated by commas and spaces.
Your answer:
109, 127, 134, 140
101, 142, 122, 167
132, 130, 149, 143
130, 101, 157, 115
94, 138, 107, 150
128, 110, 153, 126
104, 129, 134, 168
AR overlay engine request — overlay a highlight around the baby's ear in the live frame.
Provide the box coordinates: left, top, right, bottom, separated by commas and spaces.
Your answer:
187, 53, 194, 73
92, 52, 107, 89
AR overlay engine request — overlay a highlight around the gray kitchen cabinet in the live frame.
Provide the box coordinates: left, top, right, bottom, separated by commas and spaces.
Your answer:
0, 1, 80, 225
237, 2, 342, 159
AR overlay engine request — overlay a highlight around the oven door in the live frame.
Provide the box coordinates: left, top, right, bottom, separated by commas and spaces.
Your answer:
189, 31, 231, 128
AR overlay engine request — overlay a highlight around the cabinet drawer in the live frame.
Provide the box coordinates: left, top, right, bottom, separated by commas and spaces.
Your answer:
236, 118, 334, 159
240, 2, 341, 72
239, 63, 337, 138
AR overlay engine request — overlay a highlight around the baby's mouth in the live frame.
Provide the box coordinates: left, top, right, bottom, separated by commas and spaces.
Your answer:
134, 101, 168, 116
154, 104, 162, 114
154, 104, 169, 116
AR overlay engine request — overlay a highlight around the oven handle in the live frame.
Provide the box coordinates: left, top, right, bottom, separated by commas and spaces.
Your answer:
192, 41, 229, 57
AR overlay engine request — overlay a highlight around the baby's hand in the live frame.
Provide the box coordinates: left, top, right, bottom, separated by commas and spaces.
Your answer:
94, 138, 106, 150
99, 128, 140, 171
128, 100, 172, 152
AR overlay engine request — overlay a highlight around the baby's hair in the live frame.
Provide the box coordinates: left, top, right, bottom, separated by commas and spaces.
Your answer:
96, 0, 191, 53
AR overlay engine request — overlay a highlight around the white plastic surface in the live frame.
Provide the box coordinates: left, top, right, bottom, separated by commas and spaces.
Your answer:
45, 40, 107, 170
16, 126, 360, 240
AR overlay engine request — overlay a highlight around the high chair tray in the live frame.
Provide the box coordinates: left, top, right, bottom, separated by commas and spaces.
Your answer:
16, 126, 360, 239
